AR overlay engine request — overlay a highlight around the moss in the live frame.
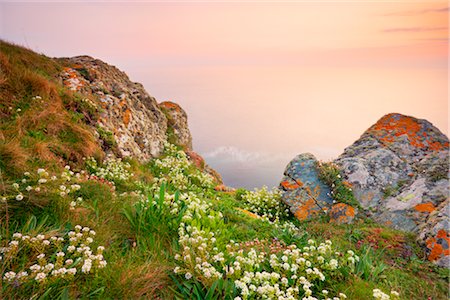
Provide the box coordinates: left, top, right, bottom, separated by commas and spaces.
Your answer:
316, 161, 361, 208
96, 126, 117, 150
428, 160, 448, 182
76, 67, 93, 82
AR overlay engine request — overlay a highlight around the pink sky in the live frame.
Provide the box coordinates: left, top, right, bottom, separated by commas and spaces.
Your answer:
1, 1, 448, 188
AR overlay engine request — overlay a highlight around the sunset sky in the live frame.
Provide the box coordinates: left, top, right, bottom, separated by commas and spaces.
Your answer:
0, 1, 448, 188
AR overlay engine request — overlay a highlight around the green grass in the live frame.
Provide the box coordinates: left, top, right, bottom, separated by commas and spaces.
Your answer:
0, 40, 448, 300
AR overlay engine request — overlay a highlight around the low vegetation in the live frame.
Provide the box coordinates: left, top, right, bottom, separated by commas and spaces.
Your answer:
0, 41, 448, 299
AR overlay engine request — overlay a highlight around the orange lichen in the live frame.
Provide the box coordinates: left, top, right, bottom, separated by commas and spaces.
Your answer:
342, 181, 353, 188
414, 202, 436, 213
329, 203, 355, 224
294, 199, 318, 221
186, 151, 205, 169
294, 179, 304, 188
123, 108, 131, 126
429, 141, 449, 151
160, 101, 181, 112
214, 185, 235, 193
426, 229, 450, 262
280, 180, 300, 190
61, 67, 85, 91
119, 99, 127, 108
236, 208, 261, 219
369, 114, 448, 151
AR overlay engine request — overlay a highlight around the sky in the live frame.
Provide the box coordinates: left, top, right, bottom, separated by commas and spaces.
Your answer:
0, 1, 448, 189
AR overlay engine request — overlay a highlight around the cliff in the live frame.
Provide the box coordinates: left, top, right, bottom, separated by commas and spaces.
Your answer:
0, 41, 222, 183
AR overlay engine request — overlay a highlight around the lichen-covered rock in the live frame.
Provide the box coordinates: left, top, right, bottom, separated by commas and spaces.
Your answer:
159, 101, 192, 150
186, 150, 223, 184
328, 203, 357, 224
419, 199, 450, 267
205, 164, 224, 185
58, 56, 170, 160
186, 150, 205, 169
335, 113, 449, 265
279, 153, 334, 220
215, 184, 236, 193
57, 56, 224, 184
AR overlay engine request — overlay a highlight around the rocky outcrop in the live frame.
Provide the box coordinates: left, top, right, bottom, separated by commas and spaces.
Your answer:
57, 56, 222, 183
186, 150, 223, 185
58, 56, 169, 160
279, 153, 334, 220
335, 113, 449, 266
328, 203, 357, 224
159, 101, 192, 150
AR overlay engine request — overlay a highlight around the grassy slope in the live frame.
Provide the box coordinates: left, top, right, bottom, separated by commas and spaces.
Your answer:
0, 41, 103, 180
0, 41, 448, 299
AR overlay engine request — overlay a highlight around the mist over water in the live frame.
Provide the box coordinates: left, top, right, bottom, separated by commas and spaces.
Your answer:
1, 2, 447, 189
134, 65, 448, 189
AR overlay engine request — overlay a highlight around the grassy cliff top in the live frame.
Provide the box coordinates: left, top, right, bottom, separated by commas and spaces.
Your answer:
0, 41, 448, 300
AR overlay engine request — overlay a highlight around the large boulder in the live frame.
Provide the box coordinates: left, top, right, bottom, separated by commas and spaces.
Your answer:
335, 113, 449, 266
279, 153, 334, 220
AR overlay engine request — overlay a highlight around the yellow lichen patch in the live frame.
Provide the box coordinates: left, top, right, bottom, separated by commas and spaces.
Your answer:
414, 202, 436, 213
123, 108, 132, 126
236, 208, 261, 219
294, 199, 318, 221
426, 229, 450, 262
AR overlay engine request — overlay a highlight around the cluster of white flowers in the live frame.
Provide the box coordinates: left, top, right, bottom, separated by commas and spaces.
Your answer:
177, 225, 223, 281
145, 144, 397, 300
373, 289, 400, 300
86, 155, 133, 183
241, 186, 290, 221
226, 239, 359, 300
69, 197, 84, 210
160, 179, 358, 300
1, 225, 107, 287
152, 143, 214, 190
2, 166, 86, 211
81, 97, 98, 110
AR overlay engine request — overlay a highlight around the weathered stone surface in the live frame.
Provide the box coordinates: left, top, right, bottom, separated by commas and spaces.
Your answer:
59, 56, 170, 160
215, 184, 236, 193
419, 199, 450, 267
205, 164, 224, 185
57, 56, 224, 184
186, 150, 223, 184
335, 113, 449, 265
186, 150, 205, 169
159, 101, 193, 150
329, 203, 357, 224
279, 153, 334, 220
